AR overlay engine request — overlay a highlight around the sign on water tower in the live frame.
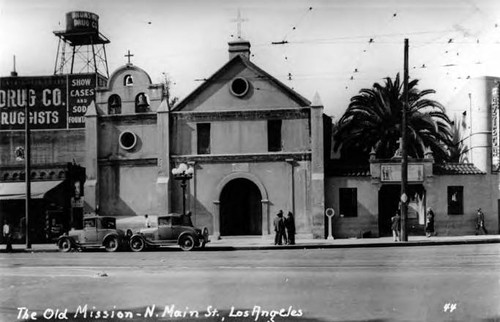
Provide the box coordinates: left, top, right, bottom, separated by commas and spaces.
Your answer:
66, 11, 99, 33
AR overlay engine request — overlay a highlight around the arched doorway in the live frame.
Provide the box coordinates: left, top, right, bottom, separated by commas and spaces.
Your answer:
378, 184, 426, 237
220, 178, 262, 235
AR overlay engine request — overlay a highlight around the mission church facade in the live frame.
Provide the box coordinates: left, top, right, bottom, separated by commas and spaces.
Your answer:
84, 39, 329, 239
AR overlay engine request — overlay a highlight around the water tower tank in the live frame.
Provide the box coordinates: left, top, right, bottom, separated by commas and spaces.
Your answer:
65, 11, 99, 33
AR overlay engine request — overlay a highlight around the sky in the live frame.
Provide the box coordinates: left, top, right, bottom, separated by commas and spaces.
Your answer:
1, 0, 500, 118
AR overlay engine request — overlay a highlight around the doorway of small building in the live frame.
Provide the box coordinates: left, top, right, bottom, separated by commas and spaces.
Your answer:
220, 178, 262, 236
378, 184, 426, 237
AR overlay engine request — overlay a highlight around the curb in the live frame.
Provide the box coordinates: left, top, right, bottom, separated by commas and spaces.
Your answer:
3, 238, 500, 253
204, 238, 500, 251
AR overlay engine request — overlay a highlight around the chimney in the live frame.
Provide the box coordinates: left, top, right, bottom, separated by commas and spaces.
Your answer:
228, 40, 251, 60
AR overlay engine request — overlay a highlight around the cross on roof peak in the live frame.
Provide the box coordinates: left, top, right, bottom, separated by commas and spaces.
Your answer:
231, 9, 248, 39
125, 50, 134, 64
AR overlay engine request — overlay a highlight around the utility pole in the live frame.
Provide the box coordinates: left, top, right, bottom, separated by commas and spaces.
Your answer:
25, 86, 32, 249
400, 38, 409, 242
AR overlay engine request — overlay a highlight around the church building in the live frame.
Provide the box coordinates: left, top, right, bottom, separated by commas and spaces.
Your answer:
84, 39, 331, 239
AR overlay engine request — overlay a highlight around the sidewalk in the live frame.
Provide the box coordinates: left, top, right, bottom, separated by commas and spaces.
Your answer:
206, 234, 500, 251
2, 234, 500, 252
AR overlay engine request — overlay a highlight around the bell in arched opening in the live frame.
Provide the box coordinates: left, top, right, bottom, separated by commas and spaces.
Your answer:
108, 94, 122, 115
124, 74, 134, 86
135, 93, 150, 112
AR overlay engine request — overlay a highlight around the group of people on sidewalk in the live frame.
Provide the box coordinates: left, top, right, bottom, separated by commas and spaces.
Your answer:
273, 210, 295, 245
391, 207, 488, 242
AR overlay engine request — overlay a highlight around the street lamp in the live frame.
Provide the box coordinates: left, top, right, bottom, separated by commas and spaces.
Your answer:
171, 163, 194, 216
17, 87, 32, 249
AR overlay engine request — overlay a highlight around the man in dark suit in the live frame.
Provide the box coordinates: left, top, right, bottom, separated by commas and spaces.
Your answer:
284, 212, 296, 245
273, 210, 286, 245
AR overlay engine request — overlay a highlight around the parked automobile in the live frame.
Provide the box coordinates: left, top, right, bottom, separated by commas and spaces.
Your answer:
56, 215, 127, 252
129, 213, 209, 252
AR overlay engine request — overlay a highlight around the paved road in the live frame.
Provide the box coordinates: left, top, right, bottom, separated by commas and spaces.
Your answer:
1, 244, 499, 322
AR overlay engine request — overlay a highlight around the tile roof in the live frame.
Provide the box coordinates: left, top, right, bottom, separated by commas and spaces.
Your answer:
433, 163, 486, 175
326, 163, 486, 177
328, 164, 371, 177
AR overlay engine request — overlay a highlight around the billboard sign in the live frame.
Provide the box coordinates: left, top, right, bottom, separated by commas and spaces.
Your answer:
67, 75, 96, 128
0, 74, 102, 131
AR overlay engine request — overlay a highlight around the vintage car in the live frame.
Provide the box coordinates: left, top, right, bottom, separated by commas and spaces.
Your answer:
129, 213, 209, 252
56, 215, 127, 252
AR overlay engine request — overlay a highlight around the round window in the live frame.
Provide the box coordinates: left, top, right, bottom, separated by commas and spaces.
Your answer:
119, 131, 137, 150
230, 77, 250, 97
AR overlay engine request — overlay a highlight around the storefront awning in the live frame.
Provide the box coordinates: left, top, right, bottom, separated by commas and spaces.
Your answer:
0, 181, 64, 200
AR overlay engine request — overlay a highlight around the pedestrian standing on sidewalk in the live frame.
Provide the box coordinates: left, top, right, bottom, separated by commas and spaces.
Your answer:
284, 211, 295, 245
391, 212, 400, 242
425, 207, 435, 237
273, 210, 286, 245
3, 220, 13, 253
181, 211, 193, 227
475, 208, 488, 235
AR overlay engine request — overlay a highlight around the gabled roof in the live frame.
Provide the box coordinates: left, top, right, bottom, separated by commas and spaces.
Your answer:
172, 55, 311, 111
433, 163, 485, 175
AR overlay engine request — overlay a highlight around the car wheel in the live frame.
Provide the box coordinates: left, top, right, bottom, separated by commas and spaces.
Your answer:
179, 235, 195, 251
104, 236, 119, 252
58, 237, 72, 252
129, 236, 145, 252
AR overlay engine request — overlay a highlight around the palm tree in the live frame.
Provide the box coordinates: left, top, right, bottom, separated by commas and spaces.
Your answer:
333, 73, 453, 163
447, 119, 468, 163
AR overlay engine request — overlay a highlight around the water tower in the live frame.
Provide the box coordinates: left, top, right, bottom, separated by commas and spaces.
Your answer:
53, 11, 110, 78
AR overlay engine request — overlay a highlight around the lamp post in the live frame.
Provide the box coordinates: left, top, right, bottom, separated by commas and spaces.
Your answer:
14, 87, 32, 250
171, 163, 194, 216
400, 38, 409, 242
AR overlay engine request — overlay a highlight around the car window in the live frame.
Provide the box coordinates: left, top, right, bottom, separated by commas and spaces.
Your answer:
84, 219, 95, 228
101, 218, 116, 229
158, 217, 171, 226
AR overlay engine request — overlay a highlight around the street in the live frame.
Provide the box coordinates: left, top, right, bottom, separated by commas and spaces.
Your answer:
1, 244, 499, 322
